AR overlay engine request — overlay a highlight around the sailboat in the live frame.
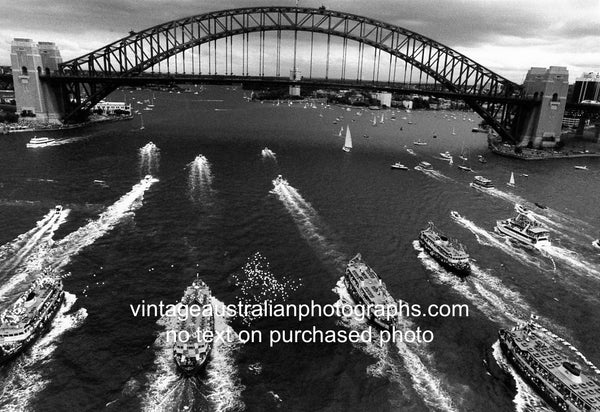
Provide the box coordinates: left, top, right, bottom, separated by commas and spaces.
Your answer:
338, 126, 343, 137
372, 116, 377, 126
139, 113, 145, 130
380, 114, 384, 124
147, 93, 155, 108
342, 126, 352, 152
507, 172, 515, 187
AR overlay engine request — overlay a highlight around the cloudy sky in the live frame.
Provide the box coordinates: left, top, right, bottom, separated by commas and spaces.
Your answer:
1, 0, 598, 83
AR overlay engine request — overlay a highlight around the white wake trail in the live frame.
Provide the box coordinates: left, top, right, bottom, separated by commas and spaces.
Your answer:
188, 154, 214, 202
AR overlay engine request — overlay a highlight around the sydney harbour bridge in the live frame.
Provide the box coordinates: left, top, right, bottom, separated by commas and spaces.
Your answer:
6, 6, 594, 144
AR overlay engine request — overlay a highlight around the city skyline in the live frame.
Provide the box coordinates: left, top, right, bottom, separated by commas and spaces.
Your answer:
1, 0, 598, 83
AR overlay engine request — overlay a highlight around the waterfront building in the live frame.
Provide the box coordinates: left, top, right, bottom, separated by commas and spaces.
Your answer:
572, 72, 600, 104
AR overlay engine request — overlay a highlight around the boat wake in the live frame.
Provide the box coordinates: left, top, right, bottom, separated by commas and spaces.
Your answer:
0, 208, 70, 301
491, 341, 553, 412
141, 298, 244, 412
270, 176, 347, 271
0, 292, 88, 411
188, 155, 214, 203
517, 206, 595, 243
450, 211, 552, 272
538, 244, 600, 280
20, 177, 157, 280
414, 166, 453, 183
333, 279, 457, 412
139, 142, 160, 176
412, 241, 527, 324
231, 252, 301, 325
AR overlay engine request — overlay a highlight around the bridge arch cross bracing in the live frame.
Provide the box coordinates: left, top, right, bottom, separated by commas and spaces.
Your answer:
59, 6, 523, 137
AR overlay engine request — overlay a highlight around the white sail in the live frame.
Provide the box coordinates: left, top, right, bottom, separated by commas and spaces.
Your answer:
508, 172, 515, 186
343, 125, 352, 152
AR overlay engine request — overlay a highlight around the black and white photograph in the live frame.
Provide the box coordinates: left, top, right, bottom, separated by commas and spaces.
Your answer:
0, 1, 599, 411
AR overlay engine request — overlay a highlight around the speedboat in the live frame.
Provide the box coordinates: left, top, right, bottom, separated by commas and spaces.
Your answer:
390, 162, 408, 170
274, 175, 286, 186
574, 165, 588, 170
440, 151, 452, 160
406, 148, 416, 155
416, 161, 433, 171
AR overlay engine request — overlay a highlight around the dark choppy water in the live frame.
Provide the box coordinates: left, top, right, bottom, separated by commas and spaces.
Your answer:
0, 86, 599, 412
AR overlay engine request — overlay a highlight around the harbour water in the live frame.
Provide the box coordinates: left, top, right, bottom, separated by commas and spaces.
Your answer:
0, 86, 599, 411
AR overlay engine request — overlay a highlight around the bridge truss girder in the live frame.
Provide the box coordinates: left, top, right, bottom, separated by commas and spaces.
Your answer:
58, 6, 525, 140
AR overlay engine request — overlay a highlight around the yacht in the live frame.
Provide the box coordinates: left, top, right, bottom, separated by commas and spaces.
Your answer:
26, 136, 56, 148
439, 151, 452, 160
574, 165, 588, 170
416, 161, 433, 170
470, 176, 494, 190
390, 162, 408, 170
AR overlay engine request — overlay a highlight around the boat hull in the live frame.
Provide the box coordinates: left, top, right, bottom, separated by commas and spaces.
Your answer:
419, 237, 470, 277
0, 290, 64, 365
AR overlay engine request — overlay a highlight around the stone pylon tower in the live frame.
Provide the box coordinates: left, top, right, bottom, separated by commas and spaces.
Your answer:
10, 39, 64, 124
519, 66, 569, 148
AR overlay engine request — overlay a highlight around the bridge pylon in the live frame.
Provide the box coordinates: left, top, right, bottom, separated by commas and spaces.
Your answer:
10, 39, 65, 124
513, 66, 569, 148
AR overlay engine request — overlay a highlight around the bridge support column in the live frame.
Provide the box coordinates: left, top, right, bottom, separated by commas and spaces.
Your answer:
10, 39, 64, 124
289, 67, 301, 97
517, 66, 568, 148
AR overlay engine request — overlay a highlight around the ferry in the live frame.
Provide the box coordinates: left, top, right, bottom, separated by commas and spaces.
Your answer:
0, 274, 64, 365
499, 320, 600, 412
26, 136, 57, 148
416, 161, 433, 170
419, 222, 470, 276
344, 254, 397, 330
390, 162, 408, 170
173, 276, 214, 376
470, 176, 494, 190
495, 210, 550, 247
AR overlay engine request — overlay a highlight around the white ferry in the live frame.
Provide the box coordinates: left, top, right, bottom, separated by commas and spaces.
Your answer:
26, 136, 57, 148
495, 211, 550, 247
470, 176, 494, 190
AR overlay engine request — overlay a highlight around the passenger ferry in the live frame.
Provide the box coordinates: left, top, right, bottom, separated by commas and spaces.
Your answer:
470, 176, 494, 190
0, 274, 64, 364
419, 222, 471, 276
499, 321, 600, 412
495, 211, 550, 247
173, 276, 214, 376
344, 254, 397, 330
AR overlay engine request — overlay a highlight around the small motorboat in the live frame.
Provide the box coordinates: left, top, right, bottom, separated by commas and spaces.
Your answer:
274, 174, 286, 186
478, 155, 487, 164
390, 162, 408, 170
54, 205, 63, 214
440, 151, 452, 160
413, 140, 427, 146
574, 165, 588, 170
457, 165, 473, 172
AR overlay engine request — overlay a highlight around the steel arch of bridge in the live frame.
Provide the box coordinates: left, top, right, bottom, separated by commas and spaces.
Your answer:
58, 6, 525, 139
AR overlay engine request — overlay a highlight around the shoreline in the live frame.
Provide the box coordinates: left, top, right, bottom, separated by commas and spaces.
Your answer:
489, 145, 600, 161
1, 114, 133, 135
